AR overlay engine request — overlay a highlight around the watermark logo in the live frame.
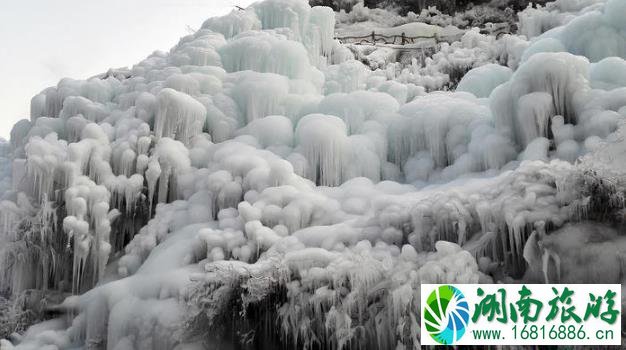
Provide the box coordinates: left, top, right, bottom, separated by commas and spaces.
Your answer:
421, 284, 621, 346
423, 285, 470, 344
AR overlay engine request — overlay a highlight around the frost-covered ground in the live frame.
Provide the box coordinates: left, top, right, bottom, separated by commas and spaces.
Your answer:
1, 0, 626, 349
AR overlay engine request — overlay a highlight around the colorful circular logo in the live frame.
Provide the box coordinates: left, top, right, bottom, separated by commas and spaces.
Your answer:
423, 285, 470, 345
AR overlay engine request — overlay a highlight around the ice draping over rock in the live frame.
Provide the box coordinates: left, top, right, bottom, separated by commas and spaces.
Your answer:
9, 146, 613, 349
201, 8, 262, 39
155, 88, 207, 145
391, 92, 517, 182
492, 52, 626, 161
219, 31, 317, 80
2, 0, 626, 348
207, 0, 336, 67
520, 0, 626, 62
518, 0, 607, 39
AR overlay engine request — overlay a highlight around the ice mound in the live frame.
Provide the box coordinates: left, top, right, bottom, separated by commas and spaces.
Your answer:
456, 63, 513, 98
492, 52, 626, 161
521, 0, 626, 62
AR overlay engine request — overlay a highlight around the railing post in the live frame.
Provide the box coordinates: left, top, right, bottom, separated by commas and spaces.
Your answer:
401, 32, 406, 45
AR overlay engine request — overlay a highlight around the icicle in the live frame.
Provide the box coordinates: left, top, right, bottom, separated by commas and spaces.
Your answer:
295, 114, 349, 186
515, 92, 555, 146
154, 88, 206, 146
230, 72, 290, 123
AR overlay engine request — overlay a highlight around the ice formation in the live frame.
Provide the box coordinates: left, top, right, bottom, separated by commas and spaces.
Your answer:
456, 63, 513, 98
1, 0, 626, 349
520, 0, 626, 62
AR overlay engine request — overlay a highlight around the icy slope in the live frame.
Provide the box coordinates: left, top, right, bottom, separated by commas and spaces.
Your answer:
1, 0, 626, 349
519, 0, 626, 61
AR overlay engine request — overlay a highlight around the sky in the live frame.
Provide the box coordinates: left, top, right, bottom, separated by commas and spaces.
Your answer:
0, 0, 256, 138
